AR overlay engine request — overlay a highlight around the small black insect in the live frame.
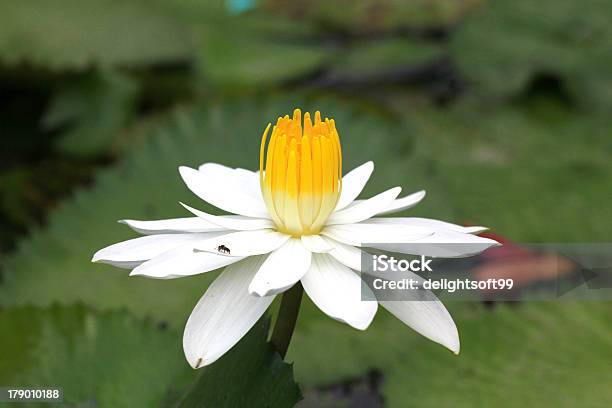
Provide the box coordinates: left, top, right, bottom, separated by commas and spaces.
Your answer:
216, 245, 231, 255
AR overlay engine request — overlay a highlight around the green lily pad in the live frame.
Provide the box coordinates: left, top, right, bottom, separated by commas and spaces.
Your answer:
324, 38, 444, 85
0, 0, 192, 70
174, 318, 301, 407
290, 301, 612, 406
383, 302, 612, 406
195, 24, 327, 88
406, 102, 612, 241
0, 304, 191, 407
265, 0, 483, 33
452, 0, 612, 110
1, 305, 301, 407
0, 0, 328, 86
43, 69, 139, 156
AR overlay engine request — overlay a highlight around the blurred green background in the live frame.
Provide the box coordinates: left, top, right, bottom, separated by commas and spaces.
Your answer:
1, 0, 611, 406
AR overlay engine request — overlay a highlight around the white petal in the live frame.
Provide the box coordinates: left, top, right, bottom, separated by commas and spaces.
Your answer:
322, 223, 433, 247
119, 217, 226, 235
367, 228, 500, 258
199, 163, 263, 204
232, 167, 259, 177
463, 226, 489, 234
183, 256, 274, 368
335, 161, 374, 211
193, 229, 290, 257
376, 190, 426, 215
301, 234, 334, 253
91, 233, 221, 264
180, 202, 274, 231
130, 246, 245, 279
179, 165, 269, 218
327, 187, 402, 225
321, 236, 364, 271
366, 266, 459, 353
249, 238, 311, 297
301, 254, 377, 330
99, 260, 145, 270
365, 217, 484, 234
380, 296, 460, 354
232, 167, 263, 201
197, 162, 231, 173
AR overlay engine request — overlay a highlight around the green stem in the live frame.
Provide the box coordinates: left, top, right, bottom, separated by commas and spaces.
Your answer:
270, 282, 304, 359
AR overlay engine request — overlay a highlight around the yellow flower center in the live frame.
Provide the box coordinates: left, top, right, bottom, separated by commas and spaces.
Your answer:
260, 109, 342, 236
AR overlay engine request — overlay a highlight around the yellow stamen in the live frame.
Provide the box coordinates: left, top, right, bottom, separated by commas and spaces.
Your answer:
260, 109, 342, 236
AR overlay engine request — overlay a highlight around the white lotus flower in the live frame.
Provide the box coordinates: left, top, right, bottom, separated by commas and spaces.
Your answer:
92, 109, 499, 368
